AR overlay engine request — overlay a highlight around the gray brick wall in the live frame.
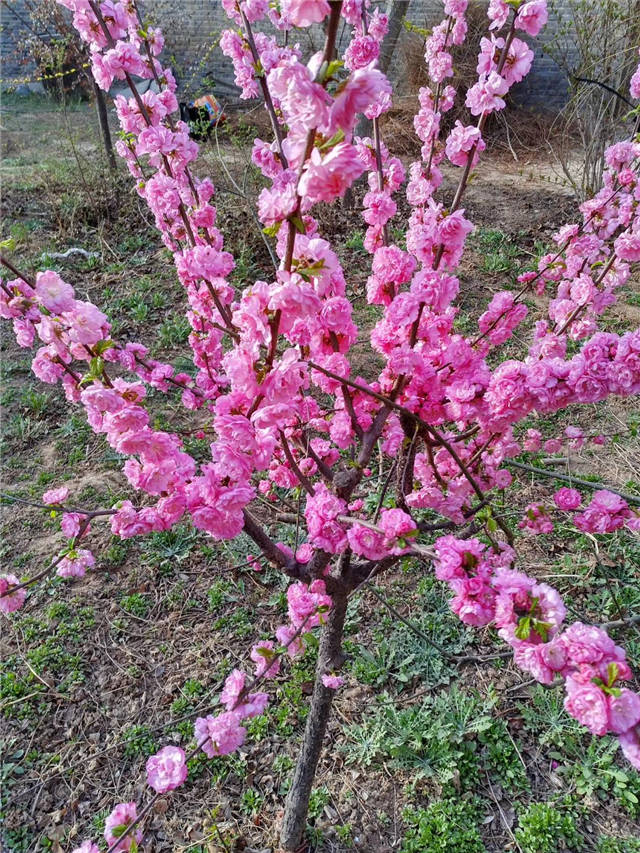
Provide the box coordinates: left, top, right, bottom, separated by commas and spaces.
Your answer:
1, 0, 572, 106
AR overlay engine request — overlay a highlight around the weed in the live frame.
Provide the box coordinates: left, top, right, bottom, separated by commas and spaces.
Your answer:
119, 593, 151, 618
123, 724, 158, 759
19, 388, 51, 417
336, 823, 354, 847
597, 838, 640, 853
347, 577, 472, 689
401, 797, 486, 853
308, 786, 330, 820
157, 315, 190, 348
273, 754, 294, 776
240, 788, 264, 815
207, 578, 237, 610
141, 525, 197, 573
344, 688, 496, 789
345, 230, 366, 252
514, 800, 584, 853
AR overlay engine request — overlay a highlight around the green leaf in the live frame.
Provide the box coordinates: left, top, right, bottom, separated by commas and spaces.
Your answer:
325, 59, 344, 80
318, 128, 345, 151
291, 215, 306, 234
94, 339, 115, 355
263, 220, 282, 238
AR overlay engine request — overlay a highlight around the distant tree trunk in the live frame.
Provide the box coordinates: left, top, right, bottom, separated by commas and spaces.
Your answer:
279, 588, 349, 852
93, 77, 117, 171
379, 0, 410, 75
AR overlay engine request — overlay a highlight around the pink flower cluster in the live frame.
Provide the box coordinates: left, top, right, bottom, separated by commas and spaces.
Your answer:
0, 574, 26, 615
434, 535, 640, 766
103, 801, 141, 852
145, 745, 187, 793
574, 490, 638, 534
518, 502, 554, 535
192, 575, 333, 758
0, 0, 636, 814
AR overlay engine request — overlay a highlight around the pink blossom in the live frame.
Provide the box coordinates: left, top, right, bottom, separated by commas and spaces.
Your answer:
194, 712, 246, 757
331, 67, 392, 132
56, 549, 95, 579
104, 802, 142, 852
347, 523, 386, 560
42, 486, 69, 505
378, 508, 417, 553
619, 726, 640, 769
615, 229, 640, 263
0, 574, 26, 615
560, 622, 625, 667
322, 673, 345, 689
35, 270, 75, 313
608, 689, 640, 734
564, 676, 609, 735
515, 0, 548, 37
574, 490, 631, 533
61, 512, 84, 538
146, 745, 187, 792
344, 35, 379, 71
466, 71, 509, 116
519, 502, 553, 534
554, 488, 582, 511
276, 624, 304, 658
523, 428, 542, 452
449, 576, 496, 627
305, 483, 348, 553
488, 0, 510, 30
250, 640, 281, 677
220, 668, 246, 709
445, 121, 485, 167
71, 842, 100, 853
299, 143, 365, 203
287, 578, 332, 629
281, 0, 330, 27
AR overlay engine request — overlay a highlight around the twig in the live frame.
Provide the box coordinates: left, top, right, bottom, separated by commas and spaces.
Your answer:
507, 461, 640, 506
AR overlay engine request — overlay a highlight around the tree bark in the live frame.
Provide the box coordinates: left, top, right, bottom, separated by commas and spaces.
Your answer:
93, 77, 117, 171
378, 0, 410, 76
279, 588, 349, 851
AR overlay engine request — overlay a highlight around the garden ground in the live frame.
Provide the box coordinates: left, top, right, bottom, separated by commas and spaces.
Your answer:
1, 94, 640, 853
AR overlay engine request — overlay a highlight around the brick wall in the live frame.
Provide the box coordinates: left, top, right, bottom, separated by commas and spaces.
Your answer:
1, 0, 573, 106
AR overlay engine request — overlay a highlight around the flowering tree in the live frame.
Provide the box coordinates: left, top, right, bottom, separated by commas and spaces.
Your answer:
2, 0, 640, 850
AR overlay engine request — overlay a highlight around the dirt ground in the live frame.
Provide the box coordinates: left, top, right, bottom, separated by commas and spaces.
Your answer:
1, 95, 640, 853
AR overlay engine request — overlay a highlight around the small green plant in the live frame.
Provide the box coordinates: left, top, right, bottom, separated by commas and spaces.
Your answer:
207, 577, 236, 610
401, 797, 486, 853
119, 593, 151, 618
514, 800, 584, 853
20, 388, 50, 417
345, 229, 366, 252
307, 786, 330, 820
123, 724, 158, 759
345, 687, 496, 789
157, 315, 190, 347
336, 823, 354, 847
240, 787, 264, 815
597, 838, 640, 853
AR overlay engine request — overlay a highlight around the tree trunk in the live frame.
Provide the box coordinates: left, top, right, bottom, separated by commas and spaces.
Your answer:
93, 77, 117, 171
279, 588, 349, 852
378, 0, 410, 76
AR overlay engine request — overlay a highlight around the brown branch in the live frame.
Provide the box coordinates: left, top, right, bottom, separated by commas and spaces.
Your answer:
279, 430, 316, 495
